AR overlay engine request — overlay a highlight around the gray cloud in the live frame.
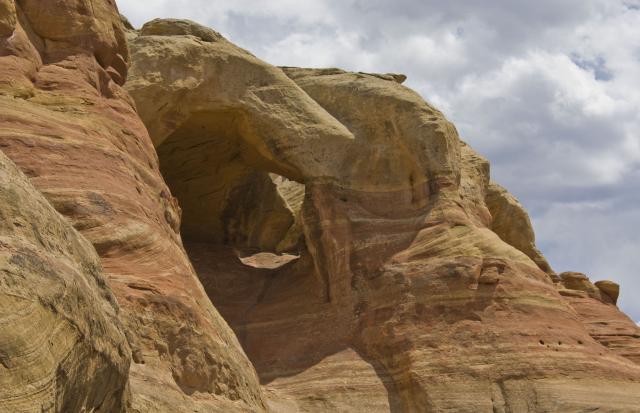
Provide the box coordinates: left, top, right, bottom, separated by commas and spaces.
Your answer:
118, 0, 640, 321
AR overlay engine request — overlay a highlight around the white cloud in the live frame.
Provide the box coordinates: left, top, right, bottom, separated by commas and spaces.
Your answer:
117, 0, 640, 321
535, 200, 640, 319
261, 31, 377, 70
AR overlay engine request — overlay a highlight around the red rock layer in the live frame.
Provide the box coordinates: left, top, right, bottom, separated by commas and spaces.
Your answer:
0, 2, 265, 411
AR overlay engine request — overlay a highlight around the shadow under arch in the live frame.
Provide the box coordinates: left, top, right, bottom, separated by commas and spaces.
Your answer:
157, 109, 303, 249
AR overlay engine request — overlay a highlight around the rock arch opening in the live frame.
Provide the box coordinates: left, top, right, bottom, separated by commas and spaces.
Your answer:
153, 107, 365, 397
156, 109, 313, 330
154, 107, 356, 393
157, 110, 305, 254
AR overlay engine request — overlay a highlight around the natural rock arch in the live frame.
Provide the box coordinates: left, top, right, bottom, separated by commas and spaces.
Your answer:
125, 17, 640, 413
156, 109, 302, 251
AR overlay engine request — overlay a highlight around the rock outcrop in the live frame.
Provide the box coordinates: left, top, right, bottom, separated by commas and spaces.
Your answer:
126, 18, 640, 412
485, 182, 554, 275
0, 151, 130, 413
0, 2, 265, 412
2, 4, 640, 412
558, 273, 640, 365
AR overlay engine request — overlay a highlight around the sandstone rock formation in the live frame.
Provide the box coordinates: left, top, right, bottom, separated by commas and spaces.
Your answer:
485, 181, 554, 275
125, 17, 640, 412
0, 151, 130, 413
558, 273, 640, 365
2, 3, 640, 412
0, 2, 265, 412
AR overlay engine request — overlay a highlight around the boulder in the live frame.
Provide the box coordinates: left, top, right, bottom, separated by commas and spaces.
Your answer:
596, 280, 621, 304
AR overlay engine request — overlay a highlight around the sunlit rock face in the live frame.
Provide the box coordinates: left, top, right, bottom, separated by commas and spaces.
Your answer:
1, 1, 639, 410
0, 3, 266, 412
0, 150, 131, 413
126, 18, 640, 412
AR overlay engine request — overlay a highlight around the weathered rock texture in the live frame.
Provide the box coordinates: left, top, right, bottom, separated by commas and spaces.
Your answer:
558, 273, 640, 365
0, 2, 265, 412
485, 182, 554, 275
2, 4, 640, 412
0, 151, 130, 413
125, 18, 640, 413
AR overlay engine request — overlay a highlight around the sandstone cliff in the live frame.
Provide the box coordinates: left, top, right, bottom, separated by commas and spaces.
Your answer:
0, 150, 130, 413
0, 2, 265, 412
1, 3, 640, 413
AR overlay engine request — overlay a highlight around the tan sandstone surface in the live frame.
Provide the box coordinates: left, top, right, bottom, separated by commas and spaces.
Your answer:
0, 150, 130, 412
125, 17, 640, 413
0, 2, 266, 412
557, 272, 640, 365
1, 3, 640, 412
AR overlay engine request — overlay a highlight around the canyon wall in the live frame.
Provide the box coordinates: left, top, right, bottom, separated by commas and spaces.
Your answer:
0, 150, 130, 413
0, 2, 265, 412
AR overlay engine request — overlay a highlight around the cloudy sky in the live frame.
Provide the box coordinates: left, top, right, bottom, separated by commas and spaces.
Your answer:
118, 0, 640, 322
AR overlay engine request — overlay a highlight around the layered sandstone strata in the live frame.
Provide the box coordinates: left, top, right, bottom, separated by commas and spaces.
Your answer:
126, 18, 640, 413
0, 2, 266, 412
558, 273, 640, 364
0, 151, 131, 412
1, 2, 640, 411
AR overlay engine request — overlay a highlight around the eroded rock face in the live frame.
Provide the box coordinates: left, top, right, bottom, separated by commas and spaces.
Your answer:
486, 181, 554, 275
3, 5, 640, 411
0, 3, 265, 412
558, 273, 640, 364
0, 151, 130, 413
126, 18, 640, 413
284, 67, 640, 412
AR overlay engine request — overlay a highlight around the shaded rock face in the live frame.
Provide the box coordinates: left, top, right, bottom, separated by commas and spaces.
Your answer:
0, 3, 265, 412
0, 151, 130, 413
126, 18, 640, 413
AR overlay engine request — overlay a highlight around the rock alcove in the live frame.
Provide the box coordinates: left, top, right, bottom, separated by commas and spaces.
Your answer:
156, 108, 308, 326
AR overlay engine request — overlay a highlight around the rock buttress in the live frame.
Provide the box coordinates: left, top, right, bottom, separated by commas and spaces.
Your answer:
0, 3, 266, 412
